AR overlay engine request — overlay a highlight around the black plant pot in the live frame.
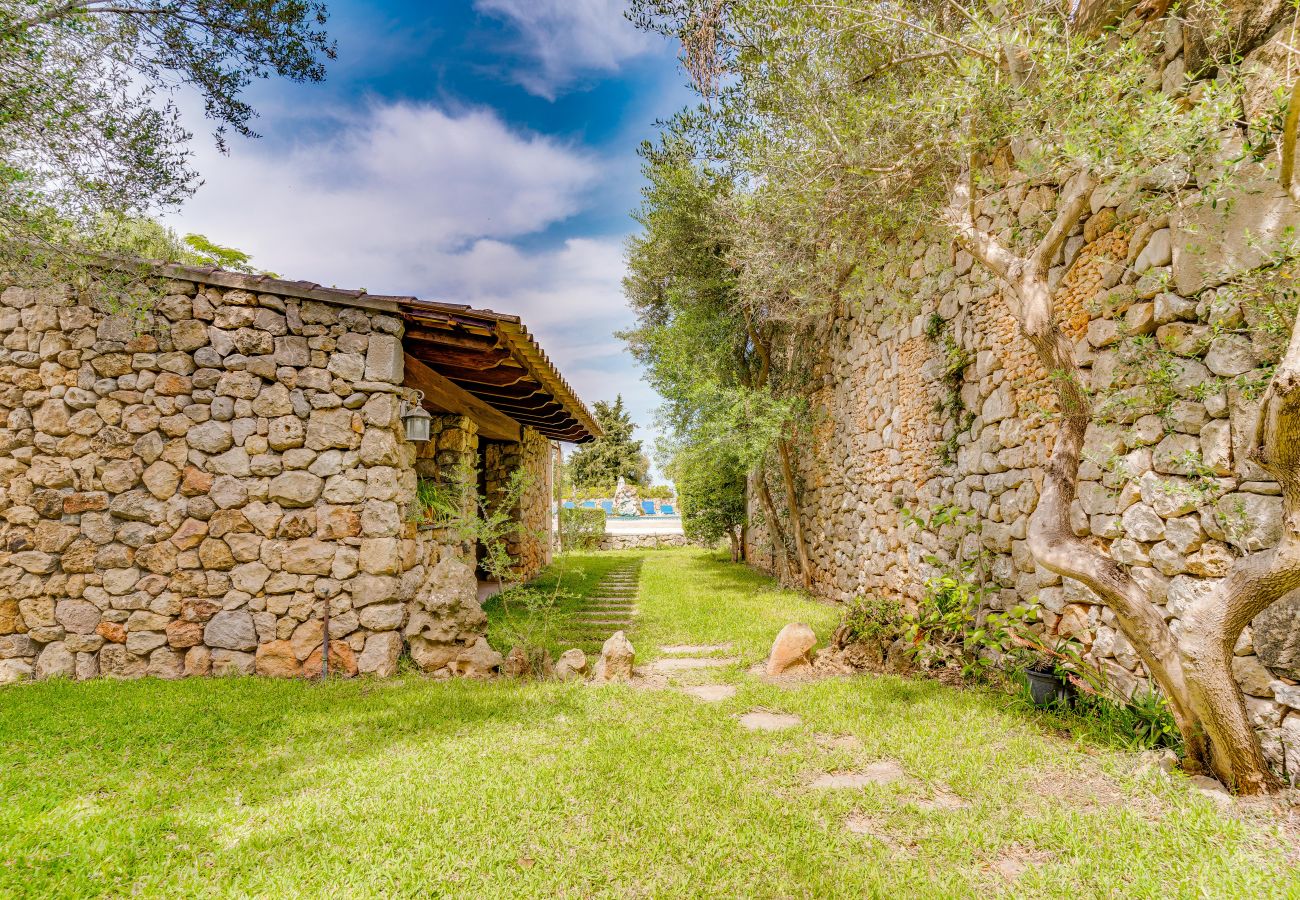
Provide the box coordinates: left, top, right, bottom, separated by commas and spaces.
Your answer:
1024, 667, 1070, 707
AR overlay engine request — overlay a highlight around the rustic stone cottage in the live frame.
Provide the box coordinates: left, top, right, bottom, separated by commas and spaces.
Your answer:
0, 261, 599, 683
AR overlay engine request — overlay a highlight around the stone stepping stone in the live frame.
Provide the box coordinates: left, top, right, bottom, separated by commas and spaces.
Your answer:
660, 643, 732, 655
808, 760, 905, 789
645, 656, 738, 674
679, 684, 736, 702
738, 711, 801, 731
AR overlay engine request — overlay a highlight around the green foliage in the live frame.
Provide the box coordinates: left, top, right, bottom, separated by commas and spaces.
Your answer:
0, 0, 333, 276
621, 141, 803, 532
182, 233, 266, 274
902, 576, 1039, 681
410, 464, 536, 593
628, 0, 1244, 332
567, 395, 650, 491
669, 443, 746, 550
558, 507, 606, 551
492, 561, 584, 676
842, 596, 905, 647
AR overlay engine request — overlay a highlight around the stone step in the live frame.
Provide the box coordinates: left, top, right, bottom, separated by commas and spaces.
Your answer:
660, 643, 733, 656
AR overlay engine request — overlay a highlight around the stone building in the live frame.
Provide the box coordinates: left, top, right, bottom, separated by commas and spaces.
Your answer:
746, 13, 1300, 772
0, 260, 598, 683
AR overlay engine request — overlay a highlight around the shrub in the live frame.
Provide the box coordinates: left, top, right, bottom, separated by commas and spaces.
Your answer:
842, 597, 905, 646
559, 506, 606, 551
903, 575, 1038, 680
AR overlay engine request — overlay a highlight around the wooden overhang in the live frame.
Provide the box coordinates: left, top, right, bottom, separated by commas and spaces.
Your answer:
140, 260, 602, 445
394, 297, 600, 444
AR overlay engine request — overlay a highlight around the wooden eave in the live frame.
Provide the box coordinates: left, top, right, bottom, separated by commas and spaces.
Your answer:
396, 298, 601, 444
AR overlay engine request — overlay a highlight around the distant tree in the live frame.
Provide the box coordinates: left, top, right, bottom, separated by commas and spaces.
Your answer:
0, 0, 334, 273
670, 444, 746, 562
182, 233, 265, 273
568, 396, 650, 493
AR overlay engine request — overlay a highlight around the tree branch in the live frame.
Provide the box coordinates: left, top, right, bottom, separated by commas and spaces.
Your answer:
1029, 171, 1096, 278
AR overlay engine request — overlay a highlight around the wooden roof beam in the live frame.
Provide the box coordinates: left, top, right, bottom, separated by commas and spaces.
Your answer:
403, 353, 521, 443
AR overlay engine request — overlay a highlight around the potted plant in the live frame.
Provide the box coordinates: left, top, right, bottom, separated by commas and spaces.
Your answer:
1006, 631, 1074, 708
1022, 655, 1071, 707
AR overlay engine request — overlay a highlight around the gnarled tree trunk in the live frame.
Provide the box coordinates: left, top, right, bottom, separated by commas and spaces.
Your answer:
777, 437, 813, 590
947, 170, 1222, 779
1178, 317, 1300, 792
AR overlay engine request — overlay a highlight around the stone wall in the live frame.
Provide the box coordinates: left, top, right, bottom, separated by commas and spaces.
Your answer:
598, 533, 692, 551
0, 274, 499, 683
483, 427, 553, 580
746, 17, 1300, 773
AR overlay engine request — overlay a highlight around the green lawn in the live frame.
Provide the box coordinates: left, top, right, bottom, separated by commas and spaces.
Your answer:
1, 549, 1296, 898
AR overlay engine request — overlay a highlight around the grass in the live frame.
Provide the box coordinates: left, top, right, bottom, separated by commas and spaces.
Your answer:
1, 549, 1296, 898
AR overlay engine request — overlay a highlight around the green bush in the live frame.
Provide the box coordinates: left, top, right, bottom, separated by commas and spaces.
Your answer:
559, 507, 606, 551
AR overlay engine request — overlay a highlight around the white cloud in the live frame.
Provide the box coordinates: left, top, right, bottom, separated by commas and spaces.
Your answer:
474, 0, 655, 99
169, 99, 661, 460
173, 102, 597, 289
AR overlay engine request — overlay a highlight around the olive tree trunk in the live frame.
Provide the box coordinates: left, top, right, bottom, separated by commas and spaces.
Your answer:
945, 169, 1300, 792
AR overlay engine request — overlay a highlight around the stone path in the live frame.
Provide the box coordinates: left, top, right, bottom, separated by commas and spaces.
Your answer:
561, 562, 642, 656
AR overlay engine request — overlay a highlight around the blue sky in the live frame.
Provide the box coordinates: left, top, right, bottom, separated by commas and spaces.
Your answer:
168, 0, 691, 477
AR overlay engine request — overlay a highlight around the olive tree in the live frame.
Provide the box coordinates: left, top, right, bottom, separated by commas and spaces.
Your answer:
0, 0, 334, 268
632, 0, 1300, 793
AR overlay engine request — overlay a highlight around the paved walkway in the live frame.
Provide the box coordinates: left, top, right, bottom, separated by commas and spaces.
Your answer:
557, 561, 641, 656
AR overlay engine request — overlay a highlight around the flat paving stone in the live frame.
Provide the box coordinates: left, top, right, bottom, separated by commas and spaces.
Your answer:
679, 684, 736, 702
644, 657, 738, 673
660, 643, 732, 655
738, 711, 801, 731
809, 761, 905, 789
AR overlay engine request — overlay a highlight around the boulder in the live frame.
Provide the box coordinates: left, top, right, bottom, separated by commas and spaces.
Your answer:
303, 640, 357, 678
407, 636, 459, 674
211, 649, 255, 676
1253, 589, 1300, 680
766, 622, 817, 676
0, 658, 33, 685
1172, 176, 1300, 296
34, 641, 75, 679
554, 648, 588, 681
1232, 655, 1275, 697
453, 636, 503, 678
502, 645, 529, 678
268, 471, 324, 508
204, 610, 257, 651
592, 631, 634, 683
254, 640, 302, 678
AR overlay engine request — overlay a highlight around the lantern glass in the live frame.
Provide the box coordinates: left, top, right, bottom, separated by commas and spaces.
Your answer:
401, 391, 433, 442
404, 411, 431, 442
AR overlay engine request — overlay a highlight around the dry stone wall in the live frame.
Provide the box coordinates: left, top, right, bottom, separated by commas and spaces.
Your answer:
0, 275, 498, 683
747, 16, 1300, 775
483, 427, 553, 580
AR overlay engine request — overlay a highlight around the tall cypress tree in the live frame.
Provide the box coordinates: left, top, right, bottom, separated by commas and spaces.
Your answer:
568, 396, 649, 492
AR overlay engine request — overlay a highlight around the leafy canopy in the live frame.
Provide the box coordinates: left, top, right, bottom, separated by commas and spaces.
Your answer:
0, 0, 334, 269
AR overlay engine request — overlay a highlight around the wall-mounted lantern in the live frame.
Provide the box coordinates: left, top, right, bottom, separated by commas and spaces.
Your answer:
400, 390, 432, 442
